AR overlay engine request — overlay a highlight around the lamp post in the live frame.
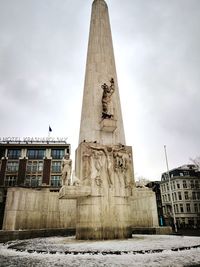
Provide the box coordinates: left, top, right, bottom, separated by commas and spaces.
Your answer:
164, 145, 177, 233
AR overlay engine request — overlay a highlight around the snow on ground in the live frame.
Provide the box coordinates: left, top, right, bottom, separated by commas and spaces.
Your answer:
0, 235, 200, 266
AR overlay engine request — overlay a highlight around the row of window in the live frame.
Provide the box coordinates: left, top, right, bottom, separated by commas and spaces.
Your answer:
6, 149, 68, 159
6, 161, 62, 173
162, 191, 200, 202
176, 217, 200, 226
161, 179, 199, 192
163, 202, 200, 214
162, 171, 193, 181
4, 175, 62, 187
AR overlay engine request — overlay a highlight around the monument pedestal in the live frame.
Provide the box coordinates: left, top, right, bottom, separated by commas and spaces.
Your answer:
100, 119, 117, 132
76, 191, 132, 240
59, 142, 135, 240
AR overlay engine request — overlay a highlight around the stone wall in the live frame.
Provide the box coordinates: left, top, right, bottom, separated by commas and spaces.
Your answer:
3, 188, 76, 231
2, 187, 159, 232
130, 188, 159, 227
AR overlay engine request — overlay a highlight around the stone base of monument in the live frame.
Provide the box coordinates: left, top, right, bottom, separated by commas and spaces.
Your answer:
59, 185, 133, 240
59, 186, 91, 199
132, 226, 172, 235
58, 142, 165, 240
76, 226, 132, 240
76, 193, 132, 240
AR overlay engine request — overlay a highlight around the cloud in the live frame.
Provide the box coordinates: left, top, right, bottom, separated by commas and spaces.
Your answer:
0, 0, 200, 179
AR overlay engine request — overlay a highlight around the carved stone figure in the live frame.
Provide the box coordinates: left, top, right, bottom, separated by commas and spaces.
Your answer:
113, 151, 125, 186
101, 78, 115, 119
104, 146, 114, 187
82, 151, 92, 181
89, 144, 114, 187
113, 149, 134, 188
61, 154, 72, 186
124, 153, 135, 188
91, 150, 104, 186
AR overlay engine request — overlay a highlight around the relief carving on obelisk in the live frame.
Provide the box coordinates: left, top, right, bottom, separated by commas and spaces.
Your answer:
101, 78, 115, 119
77, 142, 134, 190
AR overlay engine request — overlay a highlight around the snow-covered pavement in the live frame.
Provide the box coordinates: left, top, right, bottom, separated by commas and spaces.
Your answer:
0, 235, 200, 266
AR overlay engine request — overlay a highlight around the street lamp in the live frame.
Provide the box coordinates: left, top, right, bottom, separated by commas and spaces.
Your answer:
164, 145, 177, 233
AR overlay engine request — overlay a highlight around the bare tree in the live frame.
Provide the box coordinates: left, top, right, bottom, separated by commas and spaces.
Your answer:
189, 156, 200, 171
135, 176, 150, 187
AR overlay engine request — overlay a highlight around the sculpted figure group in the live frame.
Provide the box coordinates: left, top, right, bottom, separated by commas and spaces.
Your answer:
81, 143, 134, 188
61, 144, 134, 189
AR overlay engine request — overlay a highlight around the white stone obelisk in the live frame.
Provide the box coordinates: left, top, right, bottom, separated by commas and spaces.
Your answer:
73, 0, 134, 240
79, 0, 125, 146
60, 0, 160, 240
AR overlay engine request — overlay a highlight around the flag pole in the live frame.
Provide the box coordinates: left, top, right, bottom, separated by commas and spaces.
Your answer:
164, 145, 177, 233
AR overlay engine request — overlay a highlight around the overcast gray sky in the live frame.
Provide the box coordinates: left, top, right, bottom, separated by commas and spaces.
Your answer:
0, 0, 200, 180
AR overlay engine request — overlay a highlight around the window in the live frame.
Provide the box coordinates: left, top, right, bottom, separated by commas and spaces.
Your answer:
175, 204, 179, 213
184, 191, 189, 200
176, 182, 180, 189
0, 148, 5, 158
172, 181, 175, 190
163, 184, 166, 192
51, 149, 65, 159
7, 149, 21, 159
160, 185, 163, 192
183, 171, 189, 176
4, 175, 17, 186
192, 192, 196, 200
178, 192, 182, 200
163, 206, 166, 215
180, 173, 183, 176
197, 192, 200, 200
27, 150, 45, 159
183, 180, 187, 188
27, 161, 43, 173
172, 193, 174, 201
162, 173, 168, 181
168, 194, 171, 201
167, 183, 169, 190
174, 192, 177, 201
195, 180, 199, 189
51, 175, 61, 187
179, 204, 184, 213
6, 161, 19, 172
25, 175, 42, 187
190, 180, 194, 189
186, 203, 191, 212
194, 203, 198, 213
51, 161, 61, 173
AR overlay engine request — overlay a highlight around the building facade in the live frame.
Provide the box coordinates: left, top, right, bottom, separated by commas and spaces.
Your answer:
0, 139, 70, 229
160, 164, 200, 229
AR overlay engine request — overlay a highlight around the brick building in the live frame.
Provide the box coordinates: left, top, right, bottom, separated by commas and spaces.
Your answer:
0, 139, 70, 228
